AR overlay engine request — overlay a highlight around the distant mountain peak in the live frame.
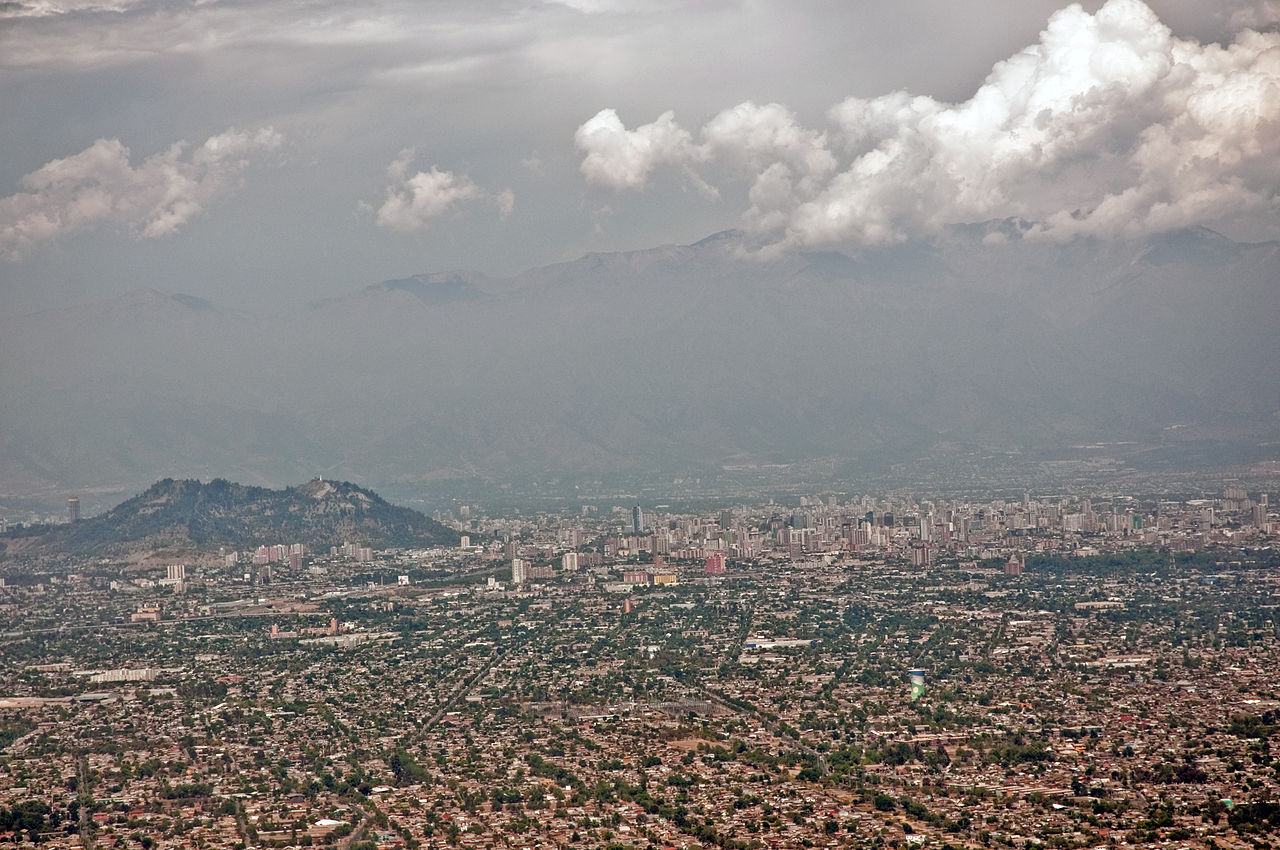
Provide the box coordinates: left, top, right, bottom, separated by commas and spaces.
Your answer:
171, 293, 214, 311
690, 229, 746, 248
366, 272, 487, 305
943, 217, 1035, 243
1136, 226, 1242, 267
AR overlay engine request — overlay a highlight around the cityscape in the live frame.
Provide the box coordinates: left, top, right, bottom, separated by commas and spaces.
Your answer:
2, 484, 1280, 848
3, 0, 1280, 848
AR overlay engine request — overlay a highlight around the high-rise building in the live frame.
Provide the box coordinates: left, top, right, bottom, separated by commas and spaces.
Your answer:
66, 497, 80, 523
632, 505, 644, 534
511, 558, 527, 585
911, 543, 933, 566
166, 564, 186, 582
561, 551, 579, 571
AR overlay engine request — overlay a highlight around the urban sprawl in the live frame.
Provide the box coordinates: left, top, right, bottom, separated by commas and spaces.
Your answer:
2, 489, 1280, 850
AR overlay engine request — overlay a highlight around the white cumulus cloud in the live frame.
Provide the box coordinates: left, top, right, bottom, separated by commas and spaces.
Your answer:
573, 108, 697, 192
0, 126, 282, 258
575, 0, 1280, 249
373, 149, 513, 232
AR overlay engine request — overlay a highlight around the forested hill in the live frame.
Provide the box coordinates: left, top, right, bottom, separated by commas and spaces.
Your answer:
2, 478, 459, 558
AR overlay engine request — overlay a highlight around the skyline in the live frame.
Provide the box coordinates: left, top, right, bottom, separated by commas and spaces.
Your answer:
2, 0, 1278, 315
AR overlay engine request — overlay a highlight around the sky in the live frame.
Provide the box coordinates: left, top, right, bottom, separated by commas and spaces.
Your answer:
1, 0, 1277, 314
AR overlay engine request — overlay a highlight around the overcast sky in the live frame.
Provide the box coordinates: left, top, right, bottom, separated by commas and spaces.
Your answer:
1, 0, 1277, 313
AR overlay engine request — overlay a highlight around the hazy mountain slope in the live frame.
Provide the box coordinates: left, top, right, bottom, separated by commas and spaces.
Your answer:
1, 226, 1276, 501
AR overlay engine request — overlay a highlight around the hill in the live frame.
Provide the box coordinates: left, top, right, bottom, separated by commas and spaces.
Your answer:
1, 478, 459, 559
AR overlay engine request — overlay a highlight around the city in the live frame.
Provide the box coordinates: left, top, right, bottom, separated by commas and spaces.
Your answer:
3, 1, 1279, 848
2, 487, 1278, 849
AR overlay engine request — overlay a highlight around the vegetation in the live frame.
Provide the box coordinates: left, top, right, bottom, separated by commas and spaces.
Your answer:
1, 477, 459, 556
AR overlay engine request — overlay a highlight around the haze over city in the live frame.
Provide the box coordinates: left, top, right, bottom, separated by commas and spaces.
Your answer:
2, 0, 1278, 511
4, 4, 1280, 849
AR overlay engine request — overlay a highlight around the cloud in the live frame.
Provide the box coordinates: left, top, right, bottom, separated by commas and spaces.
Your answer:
495, 188, 516, 219
373, 149, 513, 232
1227, 0, 1280, 30
0, 0, 140, 19
575, 0, 1280, 249
0, 126, 282, 258
574, 108, 696, 192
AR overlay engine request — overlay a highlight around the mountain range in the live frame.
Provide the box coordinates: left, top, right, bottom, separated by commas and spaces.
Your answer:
1, 223, 1277, 507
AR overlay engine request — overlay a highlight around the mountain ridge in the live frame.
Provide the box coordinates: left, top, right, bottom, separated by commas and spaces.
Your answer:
1, 224, 1276, 503
0, 477, 459, 560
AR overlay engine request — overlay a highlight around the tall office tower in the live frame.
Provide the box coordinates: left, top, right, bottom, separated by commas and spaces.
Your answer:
66, 497, 80, 523
632, 505, 644, 534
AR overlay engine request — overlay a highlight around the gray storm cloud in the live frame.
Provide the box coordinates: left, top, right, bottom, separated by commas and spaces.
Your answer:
0, 0, 141, 18
372, 149, 514, 233
575, 0, 1280, 248
0, 126, 281, 258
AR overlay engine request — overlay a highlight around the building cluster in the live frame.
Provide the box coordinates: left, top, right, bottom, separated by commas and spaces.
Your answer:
474, 491, 1276, 592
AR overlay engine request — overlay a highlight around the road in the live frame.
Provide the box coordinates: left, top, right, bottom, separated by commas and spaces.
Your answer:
77, 756, 95, 850
423, 645, 510, 730
692, 684, 830, 777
